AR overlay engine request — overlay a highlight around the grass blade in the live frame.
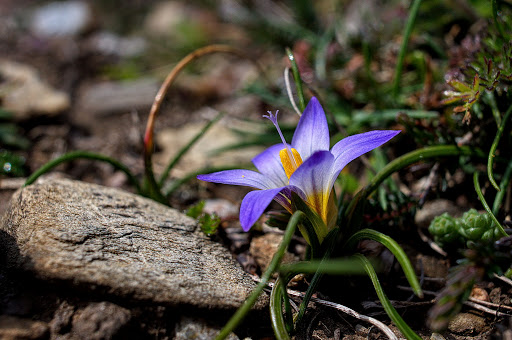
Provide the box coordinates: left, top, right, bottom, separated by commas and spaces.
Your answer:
25, 151, 141, 193
158, 111, 224, 187
270, 276, 292, 340
392, 0, 422, 100
215, 211, 303, 340
488, 103, 512, 191
473, 172, 507, 237
285, 48, 306, 112
345, 228, 423, 298
354, 254, 422, 340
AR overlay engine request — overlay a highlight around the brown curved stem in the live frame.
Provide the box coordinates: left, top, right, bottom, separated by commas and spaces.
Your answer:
142, 44, 267, 202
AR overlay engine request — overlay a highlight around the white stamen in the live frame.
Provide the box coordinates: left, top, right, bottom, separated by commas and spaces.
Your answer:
263, 110, 298, 168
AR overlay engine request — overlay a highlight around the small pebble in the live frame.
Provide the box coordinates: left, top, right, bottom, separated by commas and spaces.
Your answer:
470, 287, 490, 302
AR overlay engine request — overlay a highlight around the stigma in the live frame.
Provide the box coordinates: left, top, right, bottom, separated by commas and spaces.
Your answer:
263, 110, 303, 179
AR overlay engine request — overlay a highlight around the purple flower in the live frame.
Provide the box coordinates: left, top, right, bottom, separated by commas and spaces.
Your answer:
197, 97, 400, 239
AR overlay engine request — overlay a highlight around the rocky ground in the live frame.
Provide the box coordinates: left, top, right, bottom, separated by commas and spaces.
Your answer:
0, 1, 511, 339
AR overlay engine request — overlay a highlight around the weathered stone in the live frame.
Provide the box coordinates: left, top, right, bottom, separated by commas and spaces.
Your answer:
0, 315, 49, 340
414, 199, 464, 229
447, 312, 487, 335
70, 302, 131, 340
1, 179, 265, 310
0, 60, 70, 120
50, 301, 75, 336
249, 233, 298, 272
75, 78, 159, 117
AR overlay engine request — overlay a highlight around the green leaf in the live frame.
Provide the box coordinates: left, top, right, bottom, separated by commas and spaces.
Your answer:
158, 111, 224, 187
279, 257, 368, 276
345, 229, 423, 298
215, 211, 304, 340
488, 103, 512, 191
198, 213, 220, 236
185, 201, 205, 219
25, 151, 142, 194
354, 254, 422, 340
285, 48, 306, 112
473, 172, 507, 237
270, 276, 293, 339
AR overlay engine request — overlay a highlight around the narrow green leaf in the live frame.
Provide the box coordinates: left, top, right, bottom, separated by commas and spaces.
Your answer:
285, 48, 306, 112
293, 228, 339, 327
25, 151, 141, 194
344, 145, 486, 231
354, 254, 422, 340
392, 0, 422, 100
215, 211, 303, 340
473, 172, 507, 237
345, 229, 423, 298
279, 258, 368, 276
270, 276, 293, 339
164, 165, 241, 196
158, 111, 224, 187
488, 103, 512, 191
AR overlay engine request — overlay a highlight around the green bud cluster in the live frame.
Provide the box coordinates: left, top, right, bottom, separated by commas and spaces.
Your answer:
428, 209, 500, 248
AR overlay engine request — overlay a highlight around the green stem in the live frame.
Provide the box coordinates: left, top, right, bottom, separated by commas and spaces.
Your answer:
295, 228, 339, 327
488, 103, 512, 191
25, 151, 141, 193
215, 211, 303, 340
270, 275, 294, 339
345, 229, 423, 298
473, 172, 507, 237
392, 0, 422, 100
343, 145, 485, 237
485, 92, 501, 127
354, 254, 422, 340
143, 159, 168, 204
352, 145, 484, 210
286, 48, 306, 112
158, 112, 224, 187
493, 159, 512, 215
279, 258, 369, 276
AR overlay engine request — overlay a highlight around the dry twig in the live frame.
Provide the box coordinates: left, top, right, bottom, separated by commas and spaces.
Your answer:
253, 276, 398, 340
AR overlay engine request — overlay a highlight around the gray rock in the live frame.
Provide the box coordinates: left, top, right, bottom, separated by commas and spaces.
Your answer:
0, 60, 70, 120
1, 178, 265, 310
70, 302, 131, 340
75, 78, 159, 118
414, 199, 464, 229
447, 312, 487, 335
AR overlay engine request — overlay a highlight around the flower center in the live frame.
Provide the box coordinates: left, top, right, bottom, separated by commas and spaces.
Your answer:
263, 110, 303, 179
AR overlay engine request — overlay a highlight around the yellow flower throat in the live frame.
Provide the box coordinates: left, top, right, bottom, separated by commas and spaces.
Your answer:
280, 148, 303, 179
